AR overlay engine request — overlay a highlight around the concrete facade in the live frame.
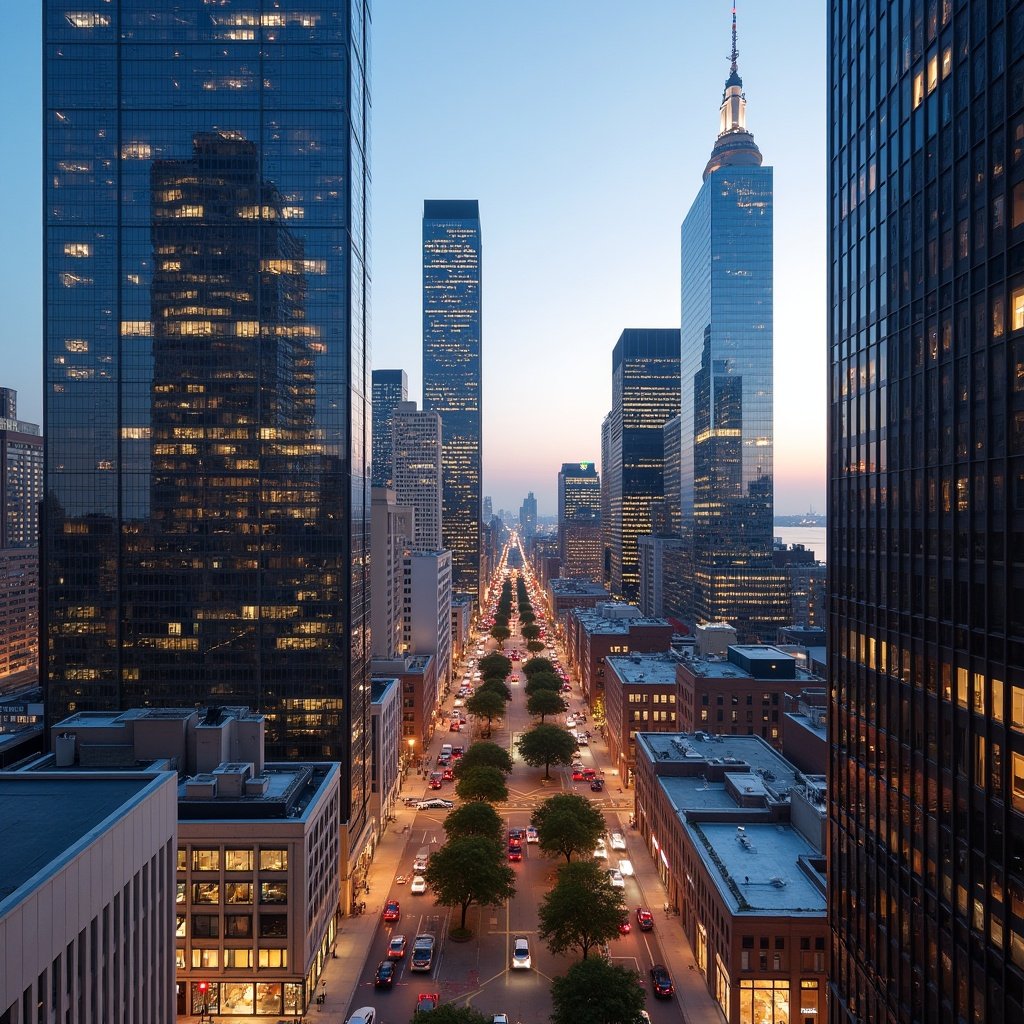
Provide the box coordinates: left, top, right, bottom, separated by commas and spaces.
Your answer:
545, 578, 609, 628
402, 550, 453, 695
370, 487, 414, 660
371, 654, 438, 753
370, 678, 402, 833
391, 402, 443, 553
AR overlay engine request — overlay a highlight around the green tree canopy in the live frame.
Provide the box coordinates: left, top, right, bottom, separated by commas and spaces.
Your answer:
478, 677, 512, 702
424, 835, 516, 931
455, 741, 513, 776
526, 639, 545, 653
477, 652, 511, 678
465, 688, 506, 735
518, 609, 536, 625
414, 1005, 491, 1024
525, 672, 562, 697
523, 656, 555, 677
550, 956, 647, 1024
527, 688, 567, 722
538, 861, 627, 960
454, 765, 509, 804
489, 624, 511, 643
517, 722, 578, 780
521, 623, 541, 641
531, 792, 608, 864
443, 801, 504, 845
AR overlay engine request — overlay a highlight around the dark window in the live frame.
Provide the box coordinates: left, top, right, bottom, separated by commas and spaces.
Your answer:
191, 915, 219, 939
259, 915, 288, 939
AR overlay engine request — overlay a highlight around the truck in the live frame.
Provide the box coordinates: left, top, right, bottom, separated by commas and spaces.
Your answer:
411, 933, 436, 972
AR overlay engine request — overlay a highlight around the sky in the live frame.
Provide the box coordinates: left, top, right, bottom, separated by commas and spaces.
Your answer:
0, 1, 826, 518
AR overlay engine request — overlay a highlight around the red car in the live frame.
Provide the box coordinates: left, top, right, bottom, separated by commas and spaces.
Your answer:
636, 907, 654, 931
618, 916, 632, 935
572, 769, 585, 781
582, 767, 596, 780
429, 772, 443, 789
416, 992, 440, 1013
449, 720, 460, 732
382, 900, 401, 922
508, 842, 523, 862
452, 747, 464, 758
442, 767, 454, 781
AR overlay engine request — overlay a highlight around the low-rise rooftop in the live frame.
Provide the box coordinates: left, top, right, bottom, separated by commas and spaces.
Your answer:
606, 652, 679, 684
548, 579, 609, 597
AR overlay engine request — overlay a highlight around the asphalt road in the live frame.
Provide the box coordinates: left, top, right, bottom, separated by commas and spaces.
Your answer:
344, 553, 684, 1024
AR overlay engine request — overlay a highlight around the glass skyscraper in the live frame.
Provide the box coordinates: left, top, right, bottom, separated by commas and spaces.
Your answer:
371, 368, 408, 489
43, 2, 372, 830
606, 329, 681, 603
830, 4, 1023, 1022
680, 20, 787, 638
422, 200, 482, 600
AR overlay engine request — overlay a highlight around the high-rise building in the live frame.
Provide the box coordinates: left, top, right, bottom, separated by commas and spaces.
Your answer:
557, 461, 601, 580
371, 369, 408, 489
422, 200, 482, 600
43, 5, 373, 843
679, 15, 786, 639
661, 414, 682, 536
402, 550, 453, 695
558, 461, 601, 527
370, 487, 414, 661
392, 401, 443, 552
601, 413, 612, 584
483, 496, 493, 524
829, 5, 1022, 1022
519, 491, 538, 539
0, 391, 42, 692
605, 329, 681, 602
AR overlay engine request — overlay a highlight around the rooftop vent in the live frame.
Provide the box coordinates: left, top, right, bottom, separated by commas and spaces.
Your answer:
770, 876, 787, 888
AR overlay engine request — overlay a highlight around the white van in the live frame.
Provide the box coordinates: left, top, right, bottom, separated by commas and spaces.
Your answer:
440, 742, 453, 758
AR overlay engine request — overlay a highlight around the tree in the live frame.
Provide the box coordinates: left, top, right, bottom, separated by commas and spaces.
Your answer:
489, 624, 511, 643
517, 723, 578, 780
525, 672, 562, 697
519, 607, 535, 623
527, 688, 567, 722
477, 652, 511, 678
466, 687, 506, 734
424, 835, 516, 932
526, 639, 545, 653
443, 801, 504, 845
455, 741, 513, 776
523, 656, 555, 677
478, 677, 512, 703
455, 765, 509, 803
414, 1006, 491, 1024
550, 957, 647, 1024
538, 861, 626, 960
521, 623, 541, 641
531, 792, 608, 863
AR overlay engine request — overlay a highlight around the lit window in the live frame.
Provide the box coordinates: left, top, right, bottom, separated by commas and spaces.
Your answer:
65, 12, 111, 28
1014, 288, 1024, 331
913, 71, 925, 109
63, 243, 91, 258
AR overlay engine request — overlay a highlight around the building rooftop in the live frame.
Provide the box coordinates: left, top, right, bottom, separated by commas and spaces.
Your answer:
680, 648, 820, 683
685, 820, 826, 916
177, 762, 335, 821
548, 579, 609, 597
606, 652, 679, 685
57, 706, 263, 730
371, 677, 399, 704
0, 774, 164, 905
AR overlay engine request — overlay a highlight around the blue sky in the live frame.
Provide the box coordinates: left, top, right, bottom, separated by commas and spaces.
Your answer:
1, 1, 826, 516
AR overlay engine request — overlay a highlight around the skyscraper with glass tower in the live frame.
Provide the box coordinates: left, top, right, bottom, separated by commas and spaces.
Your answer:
43, 2, 373, 834
371, 368, 408, 489
679, 14, 788, 639
829, 4, 1023, 1022
422, 200, 482, 601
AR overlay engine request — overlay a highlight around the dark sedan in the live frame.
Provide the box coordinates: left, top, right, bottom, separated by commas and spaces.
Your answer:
374, 960, 396, 989
650, 964, 674, 998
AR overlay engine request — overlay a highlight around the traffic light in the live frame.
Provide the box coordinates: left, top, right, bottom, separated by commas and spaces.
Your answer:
197, 981, 208, 996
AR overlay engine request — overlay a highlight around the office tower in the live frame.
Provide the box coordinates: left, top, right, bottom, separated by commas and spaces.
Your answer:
558, 461, 601, 528
601, 413, 612, 584
0, 391, 42, 692
519, 491, 538, 539
680, 15, 787, 639
371, 369, 408, 489
604, 329, 681, 603
558, 461, 602, 580
392, 401, 443, 551
422, 200, 483, 600
661, 414, 682, 536
402, 550, 453, 694
829, 5, 1021, 1022
483, 496, 493, 524
371, 487, 414, 661
43, 5, 373, 838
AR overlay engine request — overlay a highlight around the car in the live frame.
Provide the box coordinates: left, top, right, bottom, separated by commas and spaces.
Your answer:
618, 913, 632, 934
508, 828, 523, 840
507, 842, 523, 862
382, 900, 401, 922
415, 993, 440, 1014
511, 936, 532, 969
429, 773, 443, 789
610, 832, 626, 851
582, 767, 596, 779
576, 732, 589, 746
617, 858, 633, 877
590, 779, 605, 791
416, 798, 454, 810
411, 933, 435, 972
571, 761, 584, 771
347, 1008, 376, 1024
572, 769, 586, 781
492, 1015, 509, 1024
452, 746, 464, 757
650, 964, 674, 998
437, 753, 450, 766
442, 767, 454, 781
454, 698, 464, 708
387, 935, 407, 959
593, 844, 608, 860
607, 868, 625, 888
636, 907, 654, 931
374, 960, 396, 988
565, 715, 577, 727
449, 720, 460, 731
413, 852, 429, 873
410, 875, 427, 894
526, 826, 538, 843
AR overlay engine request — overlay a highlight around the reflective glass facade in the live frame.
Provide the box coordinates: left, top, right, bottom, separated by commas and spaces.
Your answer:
558, 461, 600, 572
422, 200, 482, 600
680, 71, 779, 636
43, 1, 372, 827
606, 329, 681, 603
829, 3, 1024, 1022
371, 368, 408, 489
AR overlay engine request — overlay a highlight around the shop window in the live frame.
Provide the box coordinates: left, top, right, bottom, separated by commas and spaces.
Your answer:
739, 979, 791, 1024
219, 983, 255, 1015
256, 985, 283, 1015
191, 981, 219, 1015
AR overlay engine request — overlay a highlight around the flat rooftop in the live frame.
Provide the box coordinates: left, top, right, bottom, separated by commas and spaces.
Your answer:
680, 657, 819, 682
606, 653, 678, 684
177, 763, 335, 821
371, 677, 399, 703
0, 775, 158, 905
687, 820, 826, 916
549, 579, 609, 597
784, 710, 827, 742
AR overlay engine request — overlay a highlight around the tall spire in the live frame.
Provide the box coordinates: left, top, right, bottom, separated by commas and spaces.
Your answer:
703, 1, 762, 181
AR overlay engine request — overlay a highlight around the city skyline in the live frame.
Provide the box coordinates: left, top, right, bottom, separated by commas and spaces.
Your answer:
0, 2, 827, 516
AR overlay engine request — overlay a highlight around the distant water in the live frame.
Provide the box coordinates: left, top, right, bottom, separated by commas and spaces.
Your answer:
774, 526, 827, 564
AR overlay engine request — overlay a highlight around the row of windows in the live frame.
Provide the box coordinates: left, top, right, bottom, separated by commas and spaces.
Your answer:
179, 882, 287, 906
179, 947, 287, 970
